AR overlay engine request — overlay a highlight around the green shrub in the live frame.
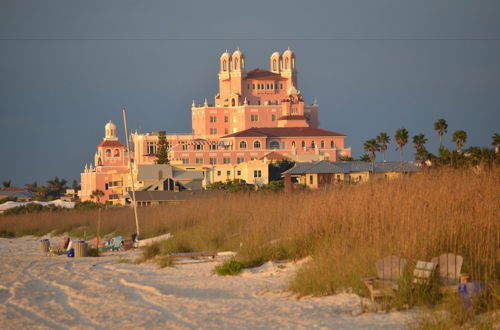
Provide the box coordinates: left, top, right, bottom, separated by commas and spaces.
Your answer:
0, 229, 16, 238
215, 260, 245, 276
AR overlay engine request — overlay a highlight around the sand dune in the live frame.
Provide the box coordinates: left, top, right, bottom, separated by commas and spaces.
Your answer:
0, 237, 415, 329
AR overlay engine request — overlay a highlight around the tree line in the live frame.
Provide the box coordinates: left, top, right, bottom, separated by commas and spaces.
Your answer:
361, 119, 499, 168
1, 177, 80, 201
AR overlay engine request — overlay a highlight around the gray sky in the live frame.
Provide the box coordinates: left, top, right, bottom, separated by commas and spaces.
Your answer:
1, 0, 499, 186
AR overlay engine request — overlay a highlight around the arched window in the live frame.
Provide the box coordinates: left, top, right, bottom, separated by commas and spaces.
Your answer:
269, 141, 280, 149
301, 141, 305, 148
105, 149, 111, 157
285, 58, 289, 69
320, 141, 325, 148
311, 141, 315, 148
291, 141, 295, 148
239, 141, 247, 149
254, 141, 261, 149
330, 140, 335, 148
272, 59, 277, 71
292, 57, 295, 69
234, 58, 238, 70
114, 149, 120, 157
97, 158, 102, 166
223, 60, 227, 71
231, 98, 236, 107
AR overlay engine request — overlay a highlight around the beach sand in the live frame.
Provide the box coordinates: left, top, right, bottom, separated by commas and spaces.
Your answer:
0, 236, 415, 329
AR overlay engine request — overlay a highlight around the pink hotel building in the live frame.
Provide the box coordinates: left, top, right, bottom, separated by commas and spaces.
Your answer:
133, 48, 351, 166
80, 49, 351, 202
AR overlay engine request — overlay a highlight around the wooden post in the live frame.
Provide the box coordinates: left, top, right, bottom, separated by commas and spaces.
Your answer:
96, 207, 101, 255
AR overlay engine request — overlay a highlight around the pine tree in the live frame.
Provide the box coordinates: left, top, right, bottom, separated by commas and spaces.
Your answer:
156, 131, 170, 164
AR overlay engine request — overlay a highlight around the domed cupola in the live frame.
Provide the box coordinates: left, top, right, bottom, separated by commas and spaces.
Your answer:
104, 120, 118, 141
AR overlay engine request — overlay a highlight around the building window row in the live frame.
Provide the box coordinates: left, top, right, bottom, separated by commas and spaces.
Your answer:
106, 148, 122, 157
247, 83, 284, 90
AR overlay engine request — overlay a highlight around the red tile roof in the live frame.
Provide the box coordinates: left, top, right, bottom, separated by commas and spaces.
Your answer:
97, 140, 124, 148
222, 127, 346, 138
245, 68, 286, 80
259, 151, 290, 161
0, 187, 27, 191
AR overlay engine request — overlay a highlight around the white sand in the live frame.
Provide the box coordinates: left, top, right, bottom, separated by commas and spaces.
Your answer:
0, 237, 416, 329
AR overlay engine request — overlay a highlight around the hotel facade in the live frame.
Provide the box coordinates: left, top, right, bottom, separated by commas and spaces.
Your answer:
80, 49, 351, 203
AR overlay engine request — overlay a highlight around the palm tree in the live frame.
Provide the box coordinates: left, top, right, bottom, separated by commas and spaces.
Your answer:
376, 132, 391, 162
47, 177, 67, 198
363, 139, 380, 173
2, 180, 11, 188
433, 118, 448, 146
412, 133, 428, 152
452, 130, 468, 152
90, 189, 105, 204
359, 153, 371, 162
25, 181, 38, 193
394, 128, 409, 169
492, 133, 500, 152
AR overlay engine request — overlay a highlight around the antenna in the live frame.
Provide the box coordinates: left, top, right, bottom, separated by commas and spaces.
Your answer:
122, 107, 141, 239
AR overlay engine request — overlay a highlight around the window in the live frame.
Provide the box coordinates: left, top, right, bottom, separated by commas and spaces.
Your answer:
285, 58, 289, 69
270, 84, 274, 90
301, 141, 305, 148
280, 83, 283, 89
272, 59, 277, 71
182, 158, 189, 164
209, 116, 217, 123
320, 141, 325, 148
257, 84, 260, 90
210, 128, 217, 135
223, 60, 227, 71
252, 83, 255, 89
105, 183, 109, 190
247, 84, 250, 90
226, 170, 231, 176
292, 141, 295, 148
224, 116, 229, 123
210, 158, 217, 165
311, 141, 315, 148
240, 141, 247, 149
253, 141, 261, 149
330, 140, 335, 148
251, 114, 258, 122
253, 170, 262, 178
114, 149, 120, 157
234, 58, 238, 70
195, 144, 203, 150
275, 83, 278, 89
105, 149, 111, 157
309, 175, 313, 185
271, 114, 276, 121
236, 157, 244, 164
224, 128, 229, 134
266, 84, 269, 89
237, 170, 242, 176
209, 144, 217, 150
269, 141, 280, 149
146, 142, 156, 155
195, 158, 203, 164
217, 170, 221, 176
223, 158, 231, 164
231, 99, 235, 107
257, 100, 261, 105
261, 84, 265, 89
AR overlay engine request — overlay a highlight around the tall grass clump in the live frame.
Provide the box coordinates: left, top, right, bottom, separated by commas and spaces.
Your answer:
1, 167, 498, 317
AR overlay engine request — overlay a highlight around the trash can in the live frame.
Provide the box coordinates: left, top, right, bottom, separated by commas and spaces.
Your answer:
39, 239, 50, 253
74, 241, 88, 257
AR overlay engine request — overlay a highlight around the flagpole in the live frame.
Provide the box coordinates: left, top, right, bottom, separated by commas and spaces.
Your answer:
122, 107, 140, 240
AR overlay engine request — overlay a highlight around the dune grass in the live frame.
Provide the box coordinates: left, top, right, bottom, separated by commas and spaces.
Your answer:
1, 166, 498, 324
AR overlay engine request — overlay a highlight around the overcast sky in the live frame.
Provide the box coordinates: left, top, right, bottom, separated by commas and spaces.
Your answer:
1, 0, 499, 186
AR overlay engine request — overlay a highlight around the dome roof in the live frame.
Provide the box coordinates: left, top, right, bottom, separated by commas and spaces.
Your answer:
220, 49, 230, 59
105, 120, 116, 130
283, 47, 294, 56
232, 48, 243, 57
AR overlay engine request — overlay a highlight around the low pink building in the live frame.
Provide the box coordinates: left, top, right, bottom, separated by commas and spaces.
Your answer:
79, 121, 129, 202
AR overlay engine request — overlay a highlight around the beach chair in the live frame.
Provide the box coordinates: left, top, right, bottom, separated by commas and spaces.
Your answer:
431, 253, 465, 293
107, 236, 124, 251
362, 256, 407, 302
413, 260, 438, 285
